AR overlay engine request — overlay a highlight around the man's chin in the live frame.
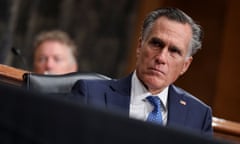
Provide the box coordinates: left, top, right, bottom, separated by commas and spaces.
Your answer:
144, 76, 165, 86
144, 79, 167, 94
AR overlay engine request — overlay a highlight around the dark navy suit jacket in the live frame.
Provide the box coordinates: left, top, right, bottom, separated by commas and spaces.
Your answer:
70, 74, 213, 136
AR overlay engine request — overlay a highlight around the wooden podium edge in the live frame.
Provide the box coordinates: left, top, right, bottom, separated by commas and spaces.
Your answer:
0, 64, 28, 85
213, 117, 240, 136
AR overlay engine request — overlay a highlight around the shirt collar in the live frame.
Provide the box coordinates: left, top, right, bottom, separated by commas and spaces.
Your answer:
131, 71, 168, 110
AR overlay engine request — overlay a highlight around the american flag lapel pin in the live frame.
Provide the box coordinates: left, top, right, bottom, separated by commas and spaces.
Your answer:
180, 100, 186, 106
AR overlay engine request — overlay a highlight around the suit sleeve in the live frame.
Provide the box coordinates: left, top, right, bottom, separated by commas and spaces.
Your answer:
202, 106, 213, 136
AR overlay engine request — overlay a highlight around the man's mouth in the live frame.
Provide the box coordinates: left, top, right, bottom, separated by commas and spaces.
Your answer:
149, 67, 165, 75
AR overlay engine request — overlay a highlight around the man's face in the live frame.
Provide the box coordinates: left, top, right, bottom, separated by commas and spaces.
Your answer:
136, 17, 193, 94
34, 40, 77, 75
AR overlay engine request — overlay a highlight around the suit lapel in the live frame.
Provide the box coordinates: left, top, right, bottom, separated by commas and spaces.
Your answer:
104, 74, 132, 116
167, 85, 188, 127
103, 76, 189, 123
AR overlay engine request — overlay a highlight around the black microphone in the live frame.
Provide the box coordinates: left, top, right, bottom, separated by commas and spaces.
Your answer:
11, 47, 28, 69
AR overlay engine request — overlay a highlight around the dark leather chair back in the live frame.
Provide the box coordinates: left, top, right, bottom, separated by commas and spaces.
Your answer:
23, 72, 111, 94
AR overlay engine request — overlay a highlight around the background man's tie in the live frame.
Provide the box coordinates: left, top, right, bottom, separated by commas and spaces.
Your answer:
146, 96, 163, 125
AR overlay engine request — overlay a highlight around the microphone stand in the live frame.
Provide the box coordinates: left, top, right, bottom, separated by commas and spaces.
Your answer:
11, 47, 28, 70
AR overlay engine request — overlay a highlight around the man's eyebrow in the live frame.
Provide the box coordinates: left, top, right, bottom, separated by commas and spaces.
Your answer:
149, 37, 165, 46
151, 37, 162, 42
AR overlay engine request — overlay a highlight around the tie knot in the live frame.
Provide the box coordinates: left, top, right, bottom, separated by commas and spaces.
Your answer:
146, 96, 161, 108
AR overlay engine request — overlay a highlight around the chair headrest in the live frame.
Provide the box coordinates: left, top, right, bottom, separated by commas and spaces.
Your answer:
23, 72, 111, 94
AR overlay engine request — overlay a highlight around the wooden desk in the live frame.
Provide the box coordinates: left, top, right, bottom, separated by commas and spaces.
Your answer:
0, 64, 239, 143
0, 64, 28, 86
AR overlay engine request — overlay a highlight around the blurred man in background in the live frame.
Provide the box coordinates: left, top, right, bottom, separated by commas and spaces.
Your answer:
33, 30, 78, 75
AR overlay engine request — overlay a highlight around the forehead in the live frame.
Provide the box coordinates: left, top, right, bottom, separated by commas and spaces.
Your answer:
148, 17, 192, 49
36, 40, 70, 55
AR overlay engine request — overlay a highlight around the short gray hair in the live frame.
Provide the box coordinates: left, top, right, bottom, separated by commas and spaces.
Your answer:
141, 7, 203, 56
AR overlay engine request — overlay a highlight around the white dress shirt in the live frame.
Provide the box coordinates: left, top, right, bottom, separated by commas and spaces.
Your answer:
129, 71, 168, 125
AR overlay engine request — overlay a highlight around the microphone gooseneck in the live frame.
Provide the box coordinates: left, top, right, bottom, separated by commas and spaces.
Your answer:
11, 47, 28, 69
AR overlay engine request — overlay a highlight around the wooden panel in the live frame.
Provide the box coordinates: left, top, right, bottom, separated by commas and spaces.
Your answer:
0, 64, 28, 86
213, 0, 240, 122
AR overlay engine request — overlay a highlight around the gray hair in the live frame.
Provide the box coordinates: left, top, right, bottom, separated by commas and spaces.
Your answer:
141, 7, 203, 56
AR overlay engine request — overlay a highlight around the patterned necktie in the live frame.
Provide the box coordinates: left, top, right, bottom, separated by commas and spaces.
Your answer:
146, 96, 163, 125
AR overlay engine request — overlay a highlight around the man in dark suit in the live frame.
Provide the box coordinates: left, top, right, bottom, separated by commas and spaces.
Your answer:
70, 7, 213, 136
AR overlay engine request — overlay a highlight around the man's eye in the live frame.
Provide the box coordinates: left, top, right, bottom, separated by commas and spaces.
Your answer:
150, 38, 164, 48
54, 57, 63, 63
38, 57, 47, 63
169, 47, 182, 56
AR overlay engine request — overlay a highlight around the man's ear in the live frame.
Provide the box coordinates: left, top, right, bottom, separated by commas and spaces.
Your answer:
180, 56, 193, 75
136, 38, 142, 57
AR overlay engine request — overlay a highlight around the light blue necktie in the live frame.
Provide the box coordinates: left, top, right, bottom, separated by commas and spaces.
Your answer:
146, 96, 163, 125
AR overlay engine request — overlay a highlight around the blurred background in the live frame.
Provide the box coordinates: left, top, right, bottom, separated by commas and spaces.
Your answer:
0, 0, 239, 123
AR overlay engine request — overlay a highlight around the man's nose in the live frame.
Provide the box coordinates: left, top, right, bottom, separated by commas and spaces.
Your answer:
155, 48, 168, 64
45, 58, 55, 69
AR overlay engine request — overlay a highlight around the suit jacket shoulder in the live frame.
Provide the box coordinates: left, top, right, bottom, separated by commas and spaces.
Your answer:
168, 85, 213, 136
